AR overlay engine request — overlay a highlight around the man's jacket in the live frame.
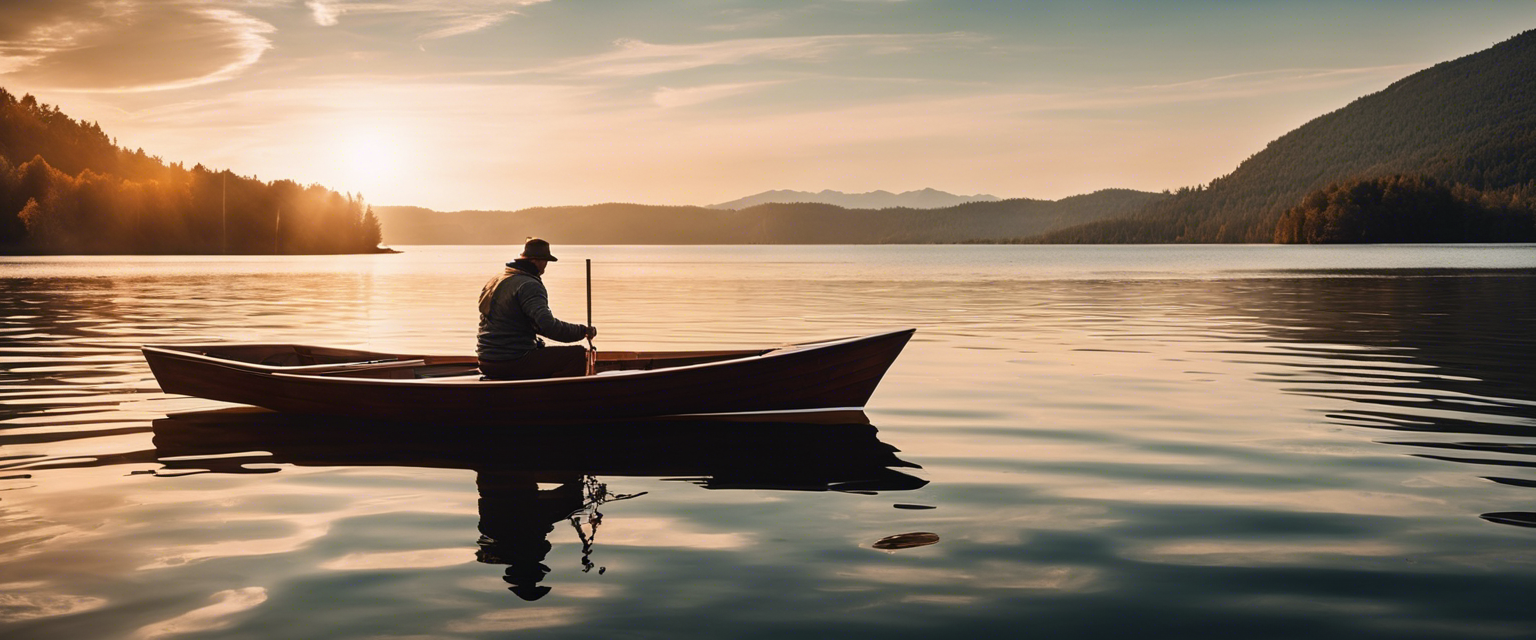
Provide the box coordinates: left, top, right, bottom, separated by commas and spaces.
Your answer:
477, 265, 587, 361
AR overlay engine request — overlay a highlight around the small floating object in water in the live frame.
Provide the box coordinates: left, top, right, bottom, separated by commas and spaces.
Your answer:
1481, 512, 1536, 528
893, 504, 936, 510
873, 532, 940, 550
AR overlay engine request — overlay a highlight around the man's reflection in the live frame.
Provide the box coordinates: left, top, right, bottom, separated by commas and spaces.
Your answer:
473, 472, 584, 601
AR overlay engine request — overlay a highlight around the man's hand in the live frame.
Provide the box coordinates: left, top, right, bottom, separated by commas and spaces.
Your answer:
585, 325, 598, 340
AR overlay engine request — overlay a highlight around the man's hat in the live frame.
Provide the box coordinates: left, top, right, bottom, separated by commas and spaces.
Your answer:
521, 237, 558, 261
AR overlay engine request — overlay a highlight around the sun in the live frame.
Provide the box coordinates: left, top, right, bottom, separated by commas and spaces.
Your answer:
335, 127, 402, 199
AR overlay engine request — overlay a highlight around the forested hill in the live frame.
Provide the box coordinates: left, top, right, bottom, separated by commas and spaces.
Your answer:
0, 88, 383, 254
1035, 29, 1536, 243
374, 189, 1164, 245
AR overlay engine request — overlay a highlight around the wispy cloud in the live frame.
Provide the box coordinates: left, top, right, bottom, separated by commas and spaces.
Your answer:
700, 8, 795, 33
0, 1, 274, 92
653, 81, 783, 108
1120, 65, 1425, 105
305, 0, 342, 27
303, 0, 552, 40
542, 32, 986, 78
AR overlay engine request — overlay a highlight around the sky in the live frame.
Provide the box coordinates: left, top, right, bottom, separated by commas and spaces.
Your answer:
1, 1, 1533, 212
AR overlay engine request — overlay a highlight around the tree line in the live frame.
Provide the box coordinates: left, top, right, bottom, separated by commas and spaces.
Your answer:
0, 88, 382, 254
1273, 175, 1536, 243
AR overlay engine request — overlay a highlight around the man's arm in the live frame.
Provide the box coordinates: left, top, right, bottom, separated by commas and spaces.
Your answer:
517, 280, 589, 343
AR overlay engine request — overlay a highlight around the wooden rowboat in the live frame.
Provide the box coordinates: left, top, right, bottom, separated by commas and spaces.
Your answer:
142, 329, 915, 424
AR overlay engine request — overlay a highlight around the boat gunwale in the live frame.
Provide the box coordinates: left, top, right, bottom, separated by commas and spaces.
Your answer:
143, 328, 916, 388
140, 344, 429, 371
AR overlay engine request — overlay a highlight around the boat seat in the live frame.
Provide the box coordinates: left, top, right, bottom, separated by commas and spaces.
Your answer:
416, 374, 483, 380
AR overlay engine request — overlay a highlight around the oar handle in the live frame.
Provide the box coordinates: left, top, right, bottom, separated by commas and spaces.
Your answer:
585, 258, 595, 375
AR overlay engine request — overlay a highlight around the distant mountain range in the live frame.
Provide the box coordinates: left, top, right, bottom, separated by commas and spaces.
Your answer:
373, 189, 1164, 245
1034, 29, 1536, 243
708, 188, 1000, 210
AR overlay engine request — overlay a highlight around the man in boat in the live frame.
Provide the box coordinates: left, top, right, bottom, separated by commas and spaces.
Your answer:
477, 237, 596, 379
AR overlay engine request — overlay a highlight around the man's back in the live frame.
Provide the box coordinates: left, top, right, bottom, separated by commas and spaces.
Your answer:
477, 266, 547, 361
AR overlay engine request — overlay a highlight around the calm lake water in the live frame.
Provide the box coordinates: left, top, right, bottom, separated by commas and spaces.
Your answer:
3, 244, 1535, 639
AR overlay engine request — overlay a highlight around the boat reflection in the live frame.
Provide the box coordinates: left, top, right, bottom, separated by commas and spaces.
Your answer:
149, 408, 927, 600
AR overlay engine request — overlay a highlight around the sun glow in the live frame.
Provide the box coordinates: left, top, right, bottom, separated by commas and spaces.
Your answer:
333, 125, 404, 200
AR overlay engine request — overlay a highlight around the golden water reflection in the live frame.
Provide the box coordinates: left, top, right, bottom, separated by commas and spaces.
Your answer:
131, 409, 925, 602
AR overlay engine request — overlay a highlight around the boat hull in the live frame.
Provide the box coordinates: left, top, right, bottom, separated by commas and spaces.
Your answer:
143, 330, 914, 424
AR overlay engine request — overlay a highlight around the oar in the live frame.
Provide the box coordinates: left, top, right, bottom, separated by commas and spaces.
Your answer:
585, 258, 596, 375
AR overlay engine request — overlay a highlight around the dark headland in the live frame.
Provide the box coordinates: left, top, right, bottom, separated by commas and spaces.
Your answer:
0, 88, 386, 255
